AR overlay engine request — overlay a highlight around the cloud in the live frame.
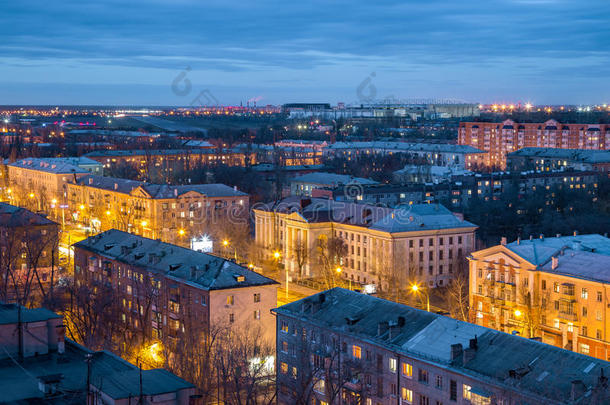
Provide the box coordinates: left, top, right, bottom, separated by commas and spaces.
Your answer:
0, 0, 609, 104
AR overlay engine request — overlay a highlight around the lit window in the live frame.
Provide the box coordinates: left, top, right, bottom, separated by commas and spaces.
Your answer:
463, 384, 472, 400
389, 358, 397, 373
402, 362, 412, 378
352, 345, 362, 359
401, 388, 413, 403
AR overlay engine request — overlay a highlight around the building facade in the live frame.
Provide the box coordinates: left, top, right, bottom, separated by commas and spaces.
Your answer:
459, 120, 610, 169
469, 234, 610, 361
73, 230, 278, 346
254, 198, 477, 289
507, 147, 610, 174
290, 172, 379, 197
65, 175, 248, 246
274, 288, 610, 405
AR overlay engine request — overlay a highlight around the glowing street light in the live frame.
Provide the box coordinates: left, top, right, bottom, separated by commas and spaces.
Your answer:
223, 239, 229, 247
178, 229, 185, 236
79, 204, 85, 210
105, 210, 111, 216
141, 220, 148, 227
28, 193, 34, 198
274, 251, 280, 259
514, 309, 522, 318
410, 283, 430, 312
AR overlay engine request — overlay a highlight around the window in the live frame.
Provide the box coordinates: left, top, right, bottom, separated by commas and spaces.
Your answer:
229, 313, 234, 323
253, 293, 261, 302
389, 358, 397, 373
402, 362, 413, 378
352, 345, 362, 359
227, 295, 234, 305
435, 375, 443, 389
582, 326, 588, 337
596, 310, 602, 321
280, 362, 288, 374
419, 396, 430, 405
581, 288, 588, 299
280, 320, 289, 333
291, 366, 297, 379
391, 383, 397, 396
253, 310, 260, 320
597, 291, 603, 302
582, 306, 588, 317
400, 387, 413, 404
281, 341, 288, 353
450, 380, 457, 401
418, 369, 429, 384
580, 343, 590, 355
463, 384, 472, 400
541, 280, 546, 290
553, 282, 560, 293
314, 379, 325, 394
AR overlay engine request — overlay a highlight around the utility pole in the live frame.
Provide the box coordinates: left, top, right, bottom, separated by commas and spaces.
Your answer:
85, 353, 93, 405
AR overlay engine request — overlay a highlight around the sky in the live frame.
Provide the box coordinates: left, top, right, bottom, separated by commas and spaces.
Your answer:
1, 0, 609, 106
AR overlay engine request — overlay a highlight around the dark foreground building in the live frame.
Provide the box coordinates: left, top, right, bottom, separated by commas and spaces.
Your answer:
274, 288, 610, 405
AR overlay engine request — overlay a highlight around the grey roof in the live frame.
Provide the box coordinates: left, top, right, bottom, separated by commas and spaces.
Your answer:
508, 148, 610, 164
75, 175, 144, 194
7, 158, 89, 174
0, 302, 61, 325
275, 288, 610, 404
92, 368, 194, 400
256, 197, 476, 233
74, 175, 247, 198
325, 141, 486, 154
505, 234, 610, 266
73, 229, 277, 290
0, 338, 193, 403
369, 203, 477, 233
539, 249, 610, 284
0, 202, 57, 228
291, 172, 378, 186
84, 149, 219, 157
141, 183, 247, 198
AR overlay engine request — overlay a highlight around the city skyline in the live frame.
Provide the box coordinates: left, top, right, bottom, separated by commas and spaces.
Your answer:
1, 0, 610, 105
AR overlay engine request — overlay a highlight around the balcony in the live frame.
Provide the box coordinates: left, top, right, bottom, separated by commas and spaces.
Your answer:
558, 312, 578, 322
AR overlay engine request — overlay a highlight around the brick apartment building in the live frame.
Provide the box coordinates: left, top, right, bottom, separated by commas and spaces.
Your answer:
274, 288, 610, 405
73, 230, 278, 347
459, 119, 610, 169
507, 147, 610, 174
469, 234, 610, 361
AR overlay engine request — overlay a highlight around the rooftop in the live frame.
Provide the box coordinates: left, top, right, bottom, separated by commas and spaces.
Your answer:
291, 172, 378, 186
540, 249, 610, 284
0, 202, 57, 228
325, 141, 486, 154
505, 234, 610, 266
508, 148, 610, 163
0, 302, 61, 325
275, 288, 610, 404
73, 229, 277, 290
6, 158, 89, 174
256, 197, 476, 232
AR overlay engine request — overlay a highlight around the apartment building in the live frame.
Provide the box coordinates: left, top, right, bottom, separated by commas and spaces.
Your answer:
0, 302, 196, 404
469, 234, 610, 361
254, 198, 477, 289
73, 230, 278, 346
459, 119, 610, 169
0, 202, 59, 302
65, 175, 248, 246
274, 288, 610, 405
312, 170, 600, 210
83, 148, 254, 172
507, 147, 610, 174
322, 142, 486, 171
1, 158, 91, 211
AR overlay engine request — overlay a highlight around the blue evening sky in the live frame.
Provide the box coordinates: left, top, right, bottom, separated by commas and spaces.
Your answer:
1, 0, 609, 105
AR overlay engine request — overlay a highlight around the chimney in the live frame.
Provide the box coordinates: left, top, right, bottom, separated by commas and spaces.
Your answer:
500, 237, 507, 246
114, 183, 118, 190
556, 233, 561, 238
540, 234, 544, 241
529, 235, 533, 241
574, 230, 578, 236
463, 347, 477, 364
517, 236, 521, 245
88, 177, 93, 185
174, 188, 178, 197
450, 343, 463, 362
233, 185, 237, 191
552, 256, 559, 270
571, 380, 586, 401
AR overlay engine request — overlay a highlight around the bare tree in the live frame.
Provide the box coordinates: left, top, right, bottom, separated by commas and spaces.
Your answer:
315, 235, 347, 289
292, 238, 309, 279
444, 270, 469, 321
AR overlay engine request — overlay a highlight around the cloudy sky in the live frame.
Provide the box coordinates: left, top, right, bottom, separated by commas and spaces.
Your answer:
1, 0, 609, 105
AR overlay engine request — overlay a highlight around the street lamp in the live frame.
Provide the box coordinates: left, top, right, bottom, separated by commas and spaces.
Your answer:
411, 284, 430, 312
514, 309, 522, 318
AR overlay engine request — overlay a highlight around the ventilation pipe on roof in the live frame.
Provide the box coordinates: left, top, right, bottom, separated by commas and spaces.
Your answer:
450, 344, 463, 362
89, 177, 93, 185
500, 237, 507, 246
174, 188, 178, 197
574, 230, 579, 236
551, 256, 559, 270
540, 234, 544, 241
114, 183, 118, 190
570, 380, 586, 401
516, 236, 521, 245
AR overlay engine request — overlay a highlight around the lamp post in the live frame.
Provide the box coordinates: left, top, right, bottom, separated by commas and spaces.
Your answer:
411, 284, 430, 312
223, 239, 237, 261
335, 266, 351, 290
274, 251, 286, 299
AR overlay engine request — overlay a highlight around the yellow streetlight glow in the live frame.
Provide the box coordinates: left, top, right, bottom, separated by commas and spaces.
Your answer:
223, 239, 229, 247
248, 263, 254, 269
105, 210, 111, 216
79, 204, 85, 210
514, 309, 522, 317
273, 251, 280, 259
51, 199, 57, 204
411, 284, 419, 292
28, 193, 34, 198
178, 229, 185, 236
336, 266, 342, 273
141, 220, 148, 227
